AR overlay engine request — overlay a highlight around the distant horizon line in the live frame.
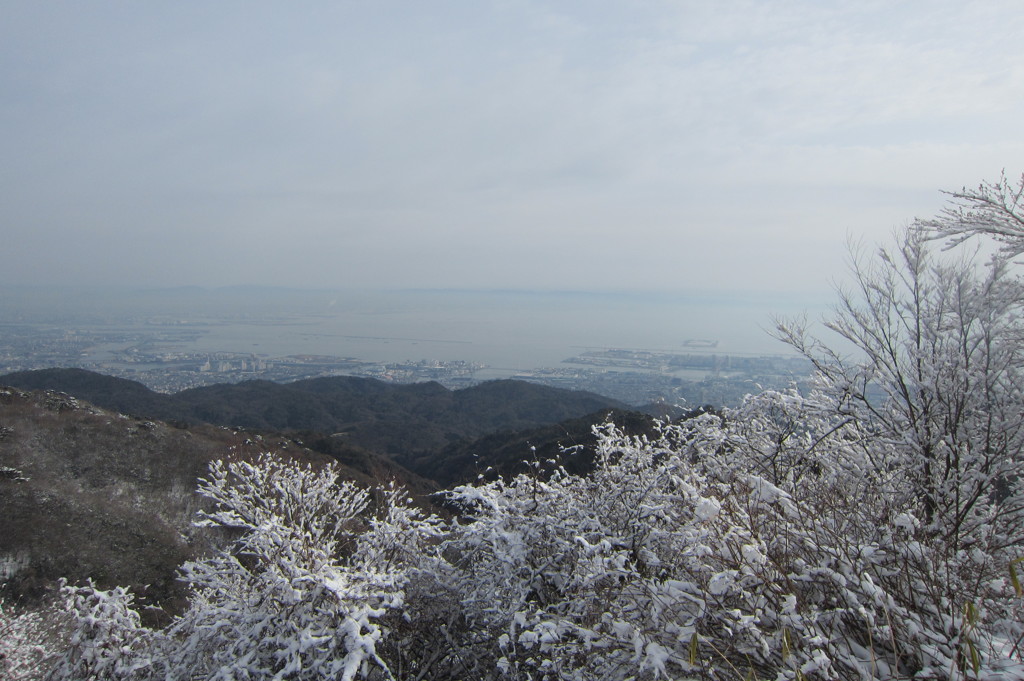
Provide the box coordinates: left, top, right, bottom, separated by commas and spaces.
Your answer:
0, 282, 833, 305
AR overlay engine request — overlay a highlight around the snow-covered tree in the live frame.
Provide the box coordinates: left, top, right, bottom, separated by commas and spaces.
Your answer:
765, 226, 1024, 677
777, 230, 1024, 545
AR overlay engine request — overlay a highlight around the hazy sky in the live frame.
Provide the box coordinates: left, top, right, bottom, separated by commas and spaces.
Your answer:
3, 1, 1023, 296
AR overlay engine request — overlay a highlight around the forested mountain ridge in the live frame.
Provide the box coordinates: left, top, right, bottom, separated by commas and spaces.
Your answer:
0, 369, 630, 461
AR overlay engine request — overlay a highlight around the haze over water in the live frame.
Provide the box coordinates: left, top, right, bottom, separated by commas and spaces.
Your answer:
2, 287, 828, 373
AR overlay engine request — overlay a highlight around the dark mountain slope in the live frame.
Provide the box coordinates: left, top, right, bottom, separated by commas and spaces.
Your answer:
404, 409, 663, 486
451, 379, 623, 432
181, 376, 455, 431
0, 387, 339, 611
173, 379, 342, 431
0, 368, 180, 422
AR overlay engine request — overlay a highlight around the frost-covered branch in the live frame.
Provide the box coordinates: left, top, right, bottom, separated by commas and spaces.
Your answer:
918, 171, 1024, 258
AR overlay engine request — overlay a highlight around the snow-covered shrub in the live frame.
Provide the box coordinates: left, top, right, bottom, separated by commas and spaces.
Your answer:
37, 411, 1024, 680
45, 581, 156, 681
437, 400, 1024, 680
1, 597, 67, 681
359, 481, 445, 572
440, 421, 830, 680
355, 482, 468, 679
162, 455, 428, 681
442, 422, 788, 678
683, 392, 1024, 680
42, 454, 443, 681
